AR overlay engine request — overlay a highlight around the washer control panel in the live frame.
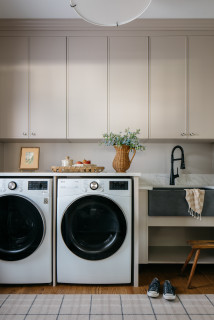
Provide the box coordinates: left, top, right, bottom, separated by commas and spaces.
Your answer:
0, 180, 23, 193
0, 178, 51, 195
28, 181, 48, 190
109, 181, 128, 190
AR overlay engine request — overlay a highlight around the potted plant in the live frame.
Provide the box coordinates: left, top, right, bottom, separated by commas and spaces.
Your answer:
101, 128, 145, 172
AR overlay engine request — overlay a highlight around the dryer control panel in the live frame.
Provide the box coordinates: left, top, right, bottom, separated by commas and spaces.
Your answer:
58, 178, 132, 197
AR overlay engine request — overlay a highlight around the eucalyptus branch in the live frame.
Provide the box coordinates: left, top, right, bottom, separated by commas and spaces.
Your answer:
101, 128, 145, 151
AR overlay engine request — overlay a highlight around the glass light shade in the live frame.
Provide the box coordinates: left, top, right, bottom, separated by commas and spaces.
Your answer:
70, 0, 152, 26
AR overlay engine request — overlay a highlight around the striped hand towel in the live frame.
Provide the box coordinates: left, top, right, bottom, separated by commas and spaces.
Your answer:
184, 189, 205, 220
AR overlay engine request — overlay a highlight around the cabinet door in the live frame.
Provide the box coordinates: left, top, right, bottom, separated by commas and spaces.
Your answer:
150, 37, 187, 139
0, 37, 28, 139
68, 37, 107, 139
109, 37, 148, 139
29, 37, 66, 139
189, 36, 214, 139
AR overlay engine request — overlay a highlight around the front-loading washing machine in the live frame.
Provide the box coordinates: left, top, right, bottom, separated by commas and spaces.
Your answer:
57, 178, 132, 284
0, 178, 52, 284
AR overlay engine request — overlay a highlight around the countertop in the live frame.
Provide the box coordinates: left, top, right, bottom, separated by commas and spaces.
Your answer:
0, 172, 141, 177
139, 173, 214, 190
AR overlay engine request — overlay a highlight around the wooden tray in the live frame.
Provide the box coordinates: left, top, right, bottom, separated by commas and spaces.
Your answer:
51, 165, 105, 173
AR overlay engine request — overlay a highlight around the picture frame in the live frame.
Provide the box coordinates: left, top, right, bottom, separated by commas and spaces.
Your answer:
19, 147, 40, 170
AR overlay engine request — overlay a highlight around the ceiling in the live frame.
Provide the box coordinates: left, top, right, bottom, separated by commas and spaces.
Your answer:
0, 0, 214, 19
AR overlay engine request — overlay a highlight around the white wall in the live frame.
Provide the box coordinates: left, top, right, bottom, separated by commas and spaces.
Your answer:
0, 143, 4, 171
2, 141, 214, 177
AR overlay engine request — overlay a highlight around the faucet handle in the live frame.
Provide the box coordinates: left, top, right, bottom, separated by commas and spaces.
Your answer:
175, 168, 179, 178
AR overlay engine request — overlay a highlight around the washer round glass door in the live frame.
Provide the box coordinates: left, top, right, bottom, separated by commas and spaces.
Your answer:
0, 195, 45, 261
61, 195, 127, 260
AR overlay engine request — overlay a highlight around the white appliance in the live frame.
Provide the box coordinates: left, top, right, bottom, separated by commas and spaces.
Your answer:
57, 178, 132, 284
0, 178, 52, 284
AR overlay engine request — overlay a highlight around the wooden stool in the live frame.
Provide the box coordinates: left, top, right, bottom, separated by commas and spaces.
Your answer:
181, 240, 214, 288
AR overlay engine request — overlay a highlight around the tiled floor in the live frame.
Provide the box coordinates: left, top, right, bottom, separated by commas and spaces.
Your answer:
1, 294, 214, 320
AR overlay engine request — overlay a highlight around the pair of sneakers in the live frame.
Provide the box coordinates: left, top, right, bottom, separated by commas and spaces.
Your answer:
147, 278, 176, 300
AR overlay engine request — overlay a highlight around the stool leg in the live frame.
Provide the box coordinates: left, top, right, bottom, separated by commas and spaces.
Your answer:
181, 248, 195, 273
187, 249, 200, 289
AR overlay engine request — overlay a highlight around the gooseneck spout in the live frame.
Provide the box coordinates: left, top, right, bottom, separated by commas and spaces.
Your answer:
170, 145, 185, 185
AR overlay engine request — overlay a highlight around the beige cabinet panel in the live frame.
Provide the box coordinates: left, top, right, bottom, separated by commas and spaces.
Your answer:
150, 36, 186, 139
68, 37, 107, 139
189, 36, 214, 139
0, 37, 28, 139
109, 37, 148, 139
29, 37, 66, 139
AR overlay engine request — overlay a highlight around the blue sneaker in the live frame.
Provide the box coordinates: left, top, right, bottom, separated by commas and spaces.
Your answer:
163, 280, 176, 300
147, 277, 160, 298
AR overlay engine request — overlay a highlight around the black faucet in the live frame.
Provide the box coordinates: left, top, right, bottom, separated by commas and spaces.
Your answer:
170, 145, 185, 185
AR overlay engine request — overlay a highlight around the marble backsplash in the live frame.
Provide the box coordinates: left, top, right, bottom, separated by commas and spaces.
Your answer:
140, 173, 214, 188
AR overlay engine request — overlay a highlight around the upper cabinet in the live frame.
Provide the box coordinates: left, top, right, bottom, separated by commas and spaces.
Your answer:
149, 36, 187, 139
0, 37, 28, 139
0, 36, 66, 139
67, 37, 107, 139
188, 36, 214, 139
109, 37, 148, 139
1, 33, 214, 141
29, 37, 66, 139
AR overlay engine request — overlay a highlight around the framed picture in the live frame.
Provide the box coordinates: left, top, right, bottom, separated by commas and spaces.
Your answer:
20, 147, 40, 170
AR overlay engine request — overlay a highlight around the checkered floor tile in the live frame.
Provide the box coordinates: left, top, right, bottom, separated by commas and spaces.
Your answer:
1, 294, 214, 320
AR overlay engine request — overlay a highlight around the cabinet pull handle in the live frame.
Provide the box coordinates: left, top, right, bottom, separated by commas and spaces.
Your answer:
181, 133, 186, 136
22, 132, 27, 136
31, 132, 36, 136
189, 132, 196, 136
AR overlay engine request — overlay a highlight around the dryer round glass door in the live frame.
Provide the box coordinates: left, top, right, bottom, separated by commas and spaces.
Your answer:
61, 195, 127, 260
0, 195, 45, 261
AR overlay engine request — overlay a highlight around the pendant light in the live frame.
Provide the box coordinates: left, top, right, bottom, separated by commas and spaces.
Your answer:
70, 0, 152, 27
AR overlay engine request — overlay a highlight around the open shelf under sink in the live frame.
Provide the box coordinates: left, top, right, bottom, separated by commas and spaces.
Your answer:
148, 246, 214, 264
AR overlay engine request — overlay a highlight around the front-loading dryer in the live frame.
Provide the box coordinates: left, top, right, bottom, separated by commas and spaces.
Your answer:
57, 178, 132, 284
0, 178, 52, 284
